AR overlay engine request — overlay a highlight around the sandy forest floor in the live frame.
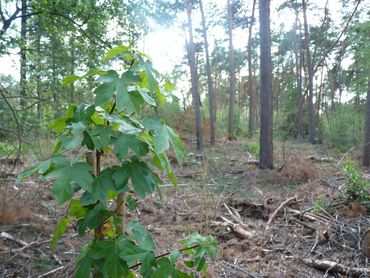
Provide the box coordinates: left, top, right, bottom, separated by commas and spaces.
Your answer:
0, 140, 369, 277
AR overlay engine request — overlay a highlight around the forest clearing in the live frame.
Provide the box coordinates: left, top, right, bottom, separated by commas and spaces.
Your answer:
1, 0, 369, 277
1, 139, 370, 277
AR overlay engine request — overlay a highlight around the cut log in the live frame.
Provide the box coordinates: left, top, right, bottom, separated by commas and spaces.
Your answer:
302, 258, 370, 277
360, 229, 370, 257
245, 159, 259, 166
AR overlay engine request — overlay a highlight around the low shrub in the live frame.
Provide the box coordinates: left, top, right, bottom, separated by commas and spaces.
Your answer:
324, 105, 364, 151
343, 161, 370, 201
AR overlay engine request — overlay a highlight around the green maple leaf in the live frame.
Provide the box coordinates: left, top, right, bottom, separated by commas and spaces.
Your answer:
45, 161, 94, 204
118, 236, 150, 266
114, 158, 161, 198
51, 217, 73, 247
91, 168, 117, 200
76, 203, 111, 235
127, 221, 156, 251
137, 87, 156, 106
152, 257, 174, 278
140, 252, 156, 277
89, 125, 114, 150
103, 243, 128, 278
75, 248, 93, 278
100, 114, 142, 135
103, 45, 130, 62
131, 158, 161, 197
116, 70, 142, 113
117, 87, 144, 114
113, 134, 149, 160
133, 58, 166, 106
143, 117, 186, 165
95, 70, 119, 105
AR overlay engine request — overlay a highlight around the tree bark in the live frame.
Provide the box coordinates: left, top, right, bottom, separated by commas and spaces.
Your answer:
70, 38, 75, 104
184, 0, 203, 151
259, 0, 273, 169
363, 80, 370, 167
19, 0, 27, 108
293, 7, 303, 137
227, 0, 236, 140
247, 0, 257, 137
302, 0, 316, 143
199, 0, 216, 145
36, 27, 42, 121
51, 34, 59, 116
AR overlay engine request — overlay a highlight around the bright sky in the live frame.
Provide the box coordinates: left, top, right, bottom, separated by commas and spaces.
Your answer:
0, 0, 367, 80
144, 0, 344, 74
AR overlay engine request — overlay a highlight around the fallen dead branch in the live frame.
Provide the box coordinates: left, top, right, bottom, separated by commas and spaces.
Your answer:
37, 266, 65, 278
308, 155, 334, 163
266, 197, 296, 230
212, 204, 254, 239
287, 208, 333, 223
214, 217, 254, 239
289, 218, 316, 231
302, 258, 370, 277
10, 238, 51, 253
223, 261, 257, 278
0, 231, 28, 246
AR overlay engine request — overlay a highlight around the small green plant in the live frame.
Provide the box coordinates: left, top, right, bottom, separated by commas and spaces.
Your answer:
18, 46, 217, 277
313, 197, 326, 213
343, 161, 370, 201
244, 141, 260, 157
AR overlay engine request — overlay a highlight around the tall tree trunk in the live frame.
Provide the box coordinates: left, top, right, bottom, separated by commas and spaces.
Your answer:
302, 0, 316, 143
293, 7, 303, 137
227, 0, 236, 140
184, 0, 203, 151
19, 0, 27, 108
70, 38, 75, 104
247, 0, 257, 137
214, 43, 220, 123
316, 63, 325, 124
363, 80, 370, 167
36, 27, 42, 121
259, 0, 273, 169
199, 0, 216, 145
273, 64, 284, 113
52, 36, 58, 116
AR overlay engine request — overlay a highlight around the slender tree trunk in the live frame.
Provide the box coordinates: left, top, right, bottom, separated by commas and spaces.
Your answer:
316, 63, 325, 123
227, 0, 236, 140
36, 25, 42, 121
214, 65, 219, 123
199, 0, 216, 145
302, 0, 316, 143
259, 0, 273, 169
52, 37, 58, 115
184, 0, 203, 151
247, 0, 257, 137
70, 39, 75, 104
214, 43, 220, 123
19, 0, 27, 108
329, 77, 336, 112
363, 80, 370, 167
293, 9, 303, 137
274, 65, 283, 112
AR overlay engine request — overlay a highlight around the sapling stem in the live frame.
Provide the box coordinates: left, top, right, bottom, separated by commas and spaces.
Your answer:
94, 150, 102, 241
116, 192, 126, 233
